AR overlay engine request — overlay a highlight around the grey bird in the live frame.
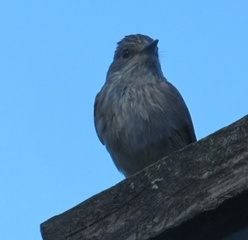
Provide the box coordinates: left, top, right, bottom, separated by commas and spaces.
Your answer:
94, 34, 196, 177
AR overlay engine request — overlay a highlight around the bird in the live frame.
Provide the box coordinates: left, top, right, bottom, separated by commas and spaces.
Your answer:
94, 34, 196, 178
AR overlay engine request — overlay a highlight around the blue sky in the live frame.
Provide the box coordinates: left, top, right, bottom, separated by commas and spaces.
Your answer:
1, 1, 247, 239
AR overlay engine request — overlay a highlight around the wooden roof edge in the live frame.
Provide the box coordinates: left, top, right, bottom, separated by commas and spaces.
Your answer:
41, 115, 248, 240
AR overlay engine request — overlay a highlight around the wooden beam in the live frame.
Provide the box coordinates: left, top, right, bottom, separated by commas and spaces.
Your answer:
40, 115, 248, 240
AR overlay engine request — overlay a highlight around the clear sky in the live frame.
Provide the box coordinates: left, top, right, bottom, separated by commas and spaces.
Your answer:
1, 1, 247, 239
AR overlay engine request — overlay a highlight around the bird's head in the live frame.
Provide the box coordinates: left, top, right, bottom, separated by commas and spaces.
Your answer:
107, 34, 163, 84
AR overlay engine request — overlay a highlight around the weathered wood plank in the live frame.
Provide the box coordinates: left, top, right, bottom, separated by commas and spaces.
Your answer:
41, 115, 248, 240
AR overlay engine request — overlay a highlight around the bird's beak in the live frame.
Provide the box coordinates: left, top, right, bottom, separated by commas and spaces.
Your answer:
143, 39, 159, 53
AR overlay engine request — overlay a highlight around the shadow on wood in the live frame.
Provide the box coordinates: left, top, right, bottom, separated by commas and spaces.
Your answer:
152, 190, 248, 240
40, 115, 248, 240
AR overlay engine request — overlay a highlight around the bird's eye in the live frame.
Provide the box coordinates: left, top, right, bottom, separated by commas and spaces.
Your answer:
121, 49, 130, 59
